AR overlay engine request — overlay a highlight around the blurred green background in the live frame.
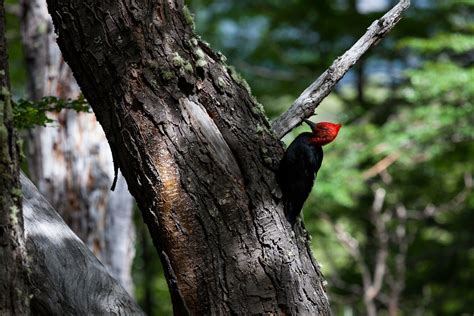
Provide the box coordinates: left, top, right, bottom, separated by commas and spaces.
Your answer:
6, 0, 474, 315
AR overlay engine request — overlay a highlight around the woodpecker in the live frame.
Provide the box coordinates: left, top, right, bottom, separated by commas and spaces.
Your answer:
278, 119, 342, 224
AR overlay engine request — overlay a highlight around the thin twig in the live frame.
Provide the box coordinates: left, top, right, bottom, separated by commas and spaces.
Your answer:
271, 0, 410, 139
320, 213, 373, 301
363, 152, 401, 180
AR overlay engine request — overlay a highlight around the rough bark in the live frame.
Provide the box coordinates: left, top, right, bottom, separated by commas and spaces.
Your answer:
20, 0, 135, 293
46, 1, 330, 314
20, 172, 144, 315
0, 0, 30, 313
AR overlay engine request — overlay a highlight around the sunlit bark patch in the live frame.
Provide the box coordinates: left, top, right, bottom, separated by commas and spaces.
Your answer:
155, 142, 180, 214
148, 125, 199, 309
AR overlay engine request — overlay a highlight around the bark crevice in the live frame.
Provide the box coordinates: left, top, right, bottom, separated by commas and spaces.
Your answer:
40, 0, 409, 313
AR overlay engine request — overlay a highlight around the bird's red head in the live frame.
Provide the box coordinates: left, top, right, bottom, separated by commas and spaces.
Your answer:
303, 119, 342, 146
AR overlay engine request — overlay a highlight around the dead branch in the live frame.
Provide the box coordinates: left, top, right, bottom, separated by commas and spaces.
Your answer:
271, 0, 410, 139
363, 152, 401, 180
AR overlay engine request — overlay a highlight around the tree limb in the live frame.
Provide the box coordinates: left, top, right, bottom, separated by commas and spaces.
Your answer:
363, 152, 401, 180
320, 213, 371, 286
21, 173, 144, 315
271, 0, 410, 139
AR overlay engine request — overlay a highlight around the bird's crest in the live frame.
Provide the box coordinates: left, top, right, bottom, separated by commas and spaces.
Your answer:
303, 119, 342, 146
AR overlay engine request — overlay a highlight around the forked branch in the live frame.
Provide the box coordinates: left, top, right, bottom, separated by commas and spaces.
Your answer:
271, 0, 410, 139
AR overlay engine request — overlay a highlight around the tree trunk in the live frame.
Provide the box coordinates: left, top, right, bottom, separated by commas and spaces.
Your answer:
20, 172, 145, 315
0, 0, 30, 313
46, 1, 330, 314
20, 0, 135, 293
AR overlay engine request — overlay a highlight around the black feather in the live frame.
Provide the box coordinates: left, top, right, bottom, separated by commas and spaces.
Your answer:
277, 133, 323, 224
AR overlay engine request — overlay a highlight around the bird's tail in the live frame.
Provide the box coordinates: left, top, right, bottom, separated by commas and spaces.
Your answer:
284, 201, 298, 226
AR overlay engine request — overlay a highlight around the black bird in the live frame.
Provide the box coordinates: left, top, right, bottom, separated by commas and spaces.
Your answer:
278, 119, 342, 224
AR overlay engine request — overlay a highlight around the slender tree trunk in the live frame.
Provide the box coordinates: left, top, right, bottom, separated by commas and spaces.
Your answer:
45, 1, 330, 314
0, 1, 29, 314
20, 0, 135, 293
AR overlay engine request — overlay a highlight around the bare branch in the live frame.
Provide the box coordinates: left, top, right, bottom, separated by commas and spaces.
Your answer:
367, 188, 389, 301
363, 152, 401, 180
321, 245, 364, 295
386, 204, 408, 316
271, 0, 410, 139
320, 213, 372, 292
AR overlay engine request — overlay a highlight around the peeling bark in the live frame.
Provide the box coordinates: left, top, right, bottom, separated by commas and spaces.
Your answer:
20, 0, 135, 293
45, 0, 330, 314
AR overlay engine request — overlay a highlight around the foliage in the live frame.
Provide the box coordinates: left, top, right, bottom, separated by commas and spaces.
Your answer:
5, 0, 473, 315
187, 0, 474, 315
13, 95, 90, 129
399, 33, 474, 53
306, 1, 474, 315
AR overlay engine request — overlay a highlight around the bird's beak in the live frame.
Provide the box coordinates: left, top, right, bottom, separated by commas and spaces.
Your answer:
303, 119, 316, 130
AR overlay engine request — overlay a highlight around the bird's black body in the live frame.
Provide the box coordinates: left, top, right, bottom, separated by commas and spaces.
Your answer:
278, 132, 323, 224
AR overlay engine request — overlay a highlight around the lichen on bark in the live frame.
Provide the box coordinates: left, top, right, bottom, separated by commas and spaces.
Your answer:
45, 1, 330, 314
